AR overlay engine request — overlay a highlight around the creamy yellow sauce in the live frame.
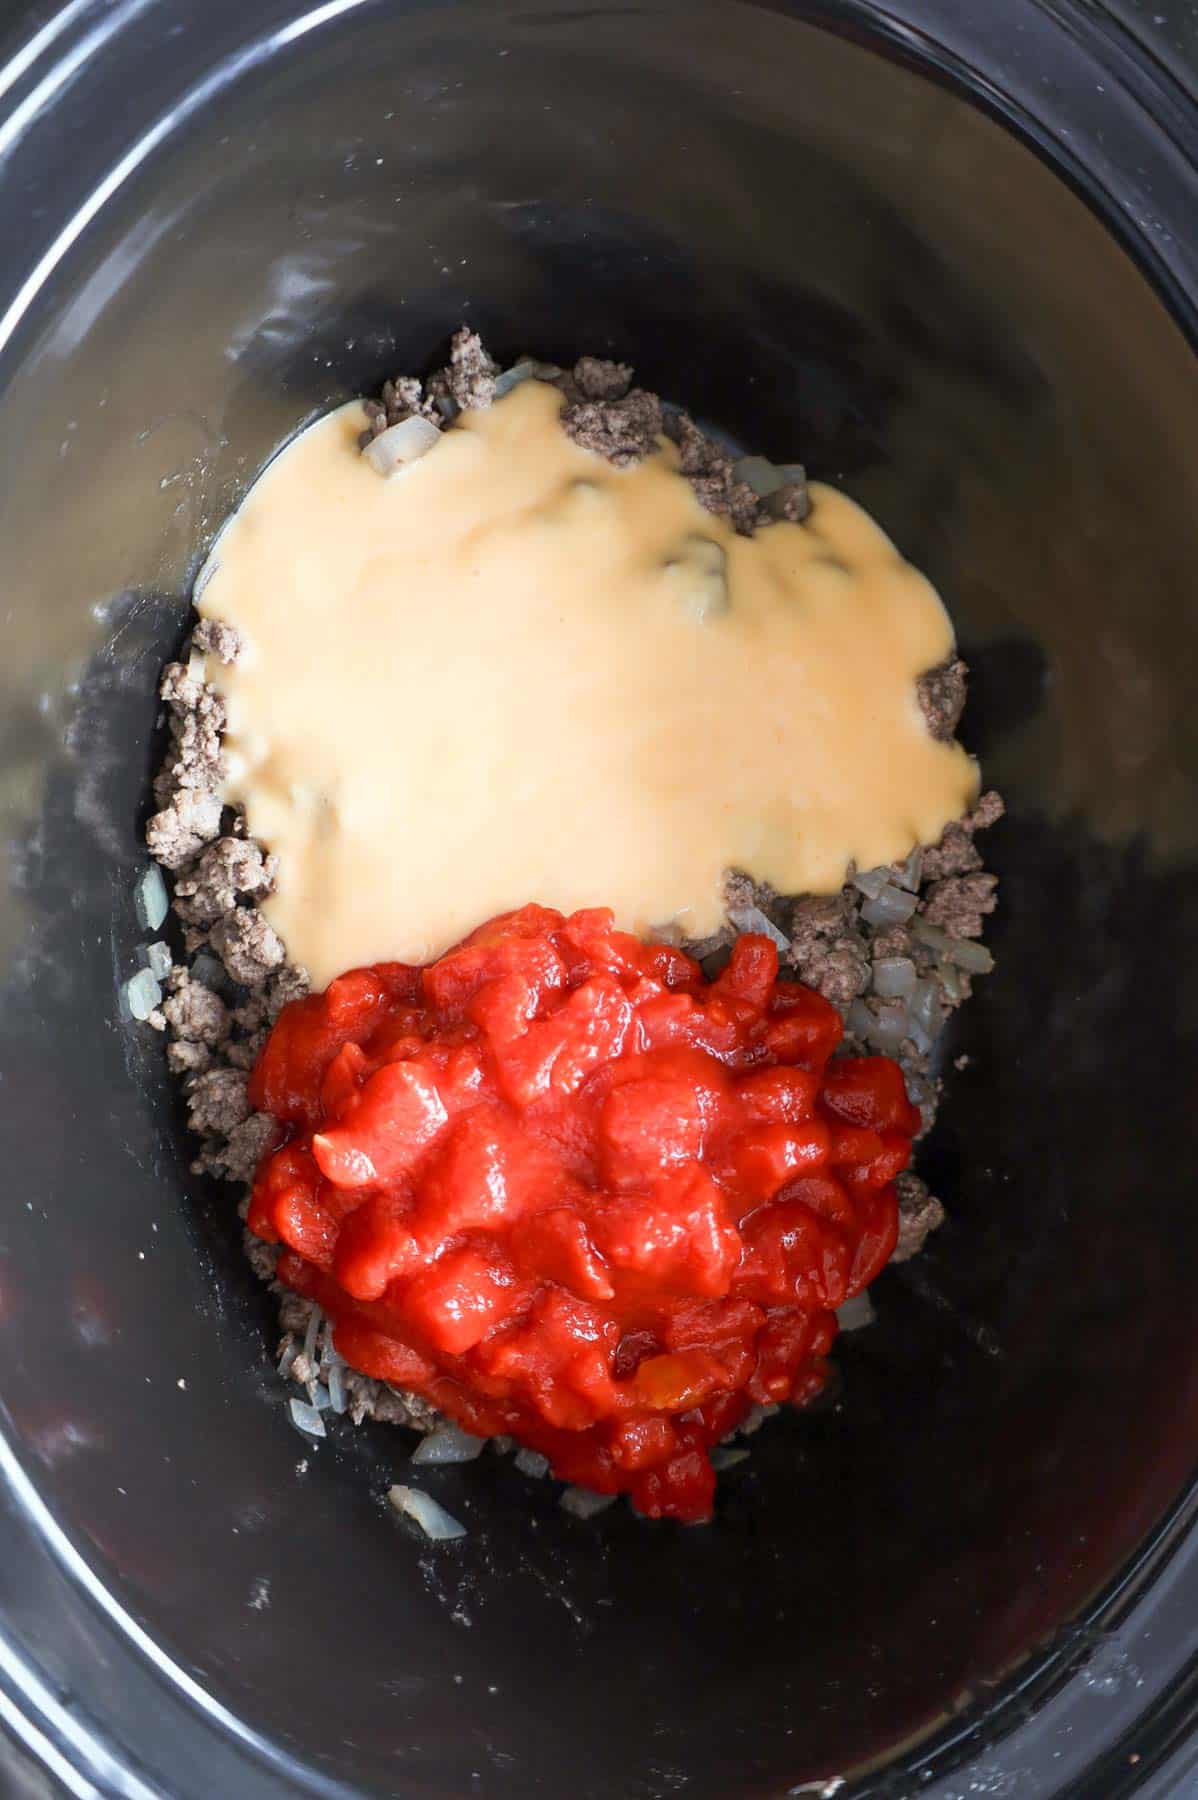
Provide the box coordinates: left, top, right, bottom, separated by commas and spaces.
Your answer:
198, 381, 976, 988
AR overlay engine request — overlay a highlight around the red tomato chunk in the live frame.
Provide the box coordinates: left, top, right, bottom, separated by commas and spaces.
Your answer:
247, 907, 918, 1522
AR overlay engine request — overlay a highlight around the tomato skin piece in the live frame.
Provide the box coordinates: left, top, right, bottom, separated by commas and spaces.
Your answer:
246, 919, 921, 1521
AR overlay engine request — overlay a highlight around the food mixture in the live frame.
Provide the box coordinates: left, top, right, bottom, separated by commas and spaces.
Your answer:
136, 330, 1002, 1528
187, 369, 973, 980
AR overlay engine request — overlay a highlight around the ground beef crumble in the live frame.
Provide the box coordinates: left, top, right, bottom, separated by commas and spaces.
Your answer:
922, 871, 999, 939
146, 330, 1003, 1438
561, 387, 666, 470
917, 657, 968, 742
892, 1173, 947, 1263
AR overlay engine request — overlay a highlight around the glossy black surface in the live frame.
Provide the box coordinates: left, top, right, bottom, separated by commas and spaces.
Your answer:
0, 3, 1196, 1796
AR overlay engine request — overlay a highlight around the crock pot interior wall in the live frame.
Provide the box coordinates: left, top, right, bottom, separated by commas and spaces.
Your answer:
1, 2, 1196, 1794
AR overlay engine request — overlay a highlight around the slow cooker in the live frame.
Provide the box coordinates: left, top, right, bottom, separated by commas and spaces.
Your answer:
0, 1, 1195, 1794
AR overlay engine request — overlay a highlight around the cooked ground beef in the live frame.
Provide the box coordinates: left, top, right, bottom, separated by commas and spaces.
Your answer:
209, 907, 286, 986
916, 658, 968, 741
366, 330, 806, 535
191, 618, 241, 664
561, 386, 666, 470
892, 1173, 947, 1263
173, 836, 277, 927
571, 355, 634, 401
146, 331, 1003, 1438
146, 661, 226, 870
162, 968, 229, 1045
922, 872, 999, 938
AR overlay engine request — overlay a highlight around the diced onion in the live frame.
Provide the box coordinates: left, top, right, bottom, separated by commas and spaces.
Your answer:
937, 962, 965, 1003
327, 1363, 348, 1415
906, 1069, 935, 1113
288, 1398, 326, 1439
134, 865, 168, 932
911, 917, 995, 973
911, 918, 952, 953
121, 969, 162, 1021
851, 866, 890, 901
846, 998, 873, 1042
872, 956, 916, 999
727, 904, 790, 952
362, 415, 442, 476
894, 847, 923, 892
739, 1403, 779, 1436
909, 978, 943, 1038
667, 535, 728, 624
387, 1484, 467, 1540
514, 1448, 550, 1479
710, 1446, 751, 1471
302, 1306, 322, 1367
492, 362, 537, 400
836, 1291, 876, 1332
849, 996, 907, 1053
189, 951, 227, 991
277, 1342, 299, 1379
763, 476, 811, 521
145, 941, 172, 980
860, 883, 918, 928
411, 1423, 486, 1465
869, 1002, 909, 1053
946, 938, 995, 974
560, 1486, 617, 1519
309, 1383, 333, 1411
731, 455, 785, 498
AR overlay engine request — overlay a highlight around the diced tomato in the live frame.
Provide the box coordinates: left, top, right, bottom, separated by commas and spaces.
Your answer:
325, 1316, 437, 1390
605, 1414, 678, 1471
748, 1308, 819, 1403
848, 1182, 900, 1292
820, 1056, 921, 1134
728, 1120, 831, 1200
737, 1065, 821, 1124
320, 1041, 370, 1116
247, 1142, 319, 1244
628, 1445, 716, 1524
414, 1108, 552, 1246
332, 1195, 420, 1300
402, 1245, 528, 1356
599, 1061, 715, 1188
488, 976, 632, 1107
596, 1167, 741, 1299
510, 1207, 614, 1300
713, 934, 778, 1011
246, 919, 920, 1521
312, 1060, 448, 1187
737, 1193, 851, 1310
248, 965, 416, 1125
